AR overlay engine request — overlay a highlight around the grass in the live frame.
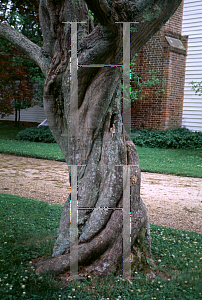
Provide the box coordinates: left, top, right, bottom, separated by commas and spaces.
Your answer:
0, 125, 202, 177
0, 193, 202, 299
0, 139, 65, 161
0, 127, 201, 298
137, 147, 202, 178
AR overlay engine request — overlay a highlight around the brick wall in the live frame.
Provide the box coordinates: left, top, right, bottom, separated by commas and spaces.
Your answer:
131, 3, 188, 131
164, 2, 183, 35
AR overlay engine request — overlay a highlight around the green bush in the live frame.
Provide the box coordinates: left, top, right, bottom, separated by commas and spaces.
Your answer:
16, 126, 56, 143
16, 126, 202, 150
131, 127, 202, 150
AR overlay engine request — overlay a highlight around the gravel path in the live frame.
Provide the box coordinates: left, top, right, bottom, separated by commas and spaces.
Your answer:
0, 153, 201, 233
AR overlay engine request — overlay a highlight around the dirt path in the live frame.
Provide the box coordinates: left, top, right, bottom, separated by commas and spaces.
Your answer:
0, 153, 201, 233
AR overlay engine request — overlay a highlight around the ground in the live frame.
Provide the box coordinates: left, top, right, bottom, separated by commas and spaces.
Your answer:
0, 153, 201, 233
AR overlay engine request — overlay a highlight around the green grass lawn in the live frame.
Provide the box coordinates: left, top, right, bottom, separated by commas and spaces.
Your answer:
137, 147, 202, 178
0, 130, 202, 177
0, 126, 201, 298
0, 193, 201, 299
0, 139, 65, 161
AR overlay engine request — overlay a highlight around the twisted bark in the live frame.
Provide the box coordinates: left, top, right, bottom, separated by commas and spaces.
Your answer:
0, 0, 182, 277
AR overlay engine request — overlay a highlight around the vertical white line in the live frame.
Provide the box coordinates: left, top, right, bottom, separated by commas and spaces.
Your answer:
69, 22, 78, 141
65, 20, 137, 279
123, 165, 131, 278
123, 23, 131, 135
70, 165, 78, 277
70, 22, 78, 278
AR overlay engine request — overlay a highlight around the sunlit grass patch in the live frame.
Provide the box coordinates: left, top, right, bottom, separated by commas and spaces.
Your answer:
136, 146, 202, 177
1, 124, 202, 177
0, 139, 202, 178
0, 139, 65, 161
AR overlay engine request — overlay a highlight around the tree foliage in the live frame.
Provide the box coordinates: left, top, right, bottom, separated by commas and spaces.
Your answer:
0, 0, 44, 122
130, 58, 165, 102
190, 81, 202, 96
0, 40, 36, 119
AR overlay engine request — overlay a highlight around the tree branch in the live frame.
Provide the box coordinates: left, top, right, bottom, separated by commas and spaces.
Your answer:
85, 0, 182, 59
84, 0, 111, 25
0, 23, 50, 76
130, 0, 183, 57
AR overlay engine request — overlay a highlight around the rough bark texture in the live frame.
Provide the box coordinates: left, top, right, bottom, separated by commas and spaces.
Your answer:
0, 0, 182, 277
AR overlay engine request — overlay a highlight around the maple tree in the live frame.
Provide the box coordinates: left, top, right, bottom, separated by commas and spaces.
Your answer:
0, 0, 43, 125
0, 42, 36, 124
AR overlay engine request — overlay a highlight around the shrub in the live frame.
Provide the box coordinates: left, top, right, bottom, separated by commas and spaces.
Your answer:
130, 127, 202, 150
16, 126, 202, 149
16, 126, 56, 143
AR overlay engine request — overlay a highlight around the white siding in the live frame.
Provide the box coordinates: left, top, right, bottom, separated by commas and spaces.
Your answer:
1, 106, 46, 123
182, 0, 202, 131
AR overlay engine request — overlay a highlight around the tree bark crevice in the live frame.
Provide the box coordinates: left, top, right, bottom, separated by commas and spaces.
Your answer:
0, 0, 183, 277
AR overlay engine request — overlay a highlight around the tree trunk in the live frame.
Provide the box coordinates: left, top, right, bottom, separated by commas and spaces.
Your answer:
0, 0, 183, 278
39, 75, 150, 277
18, 108, 20, 127
15, 107, 17, 127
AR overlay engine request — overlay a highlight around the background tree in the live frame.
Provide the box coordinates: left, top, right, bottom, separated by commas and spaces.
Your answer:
0, 0, 44, 124
0, 42, 37, 125
0, 0, 182, 277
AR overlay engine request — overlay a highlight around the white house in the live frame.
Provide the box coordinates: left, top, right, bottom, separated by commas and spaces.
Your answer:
182, 0, 202, 131
0, 105, 46, 124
